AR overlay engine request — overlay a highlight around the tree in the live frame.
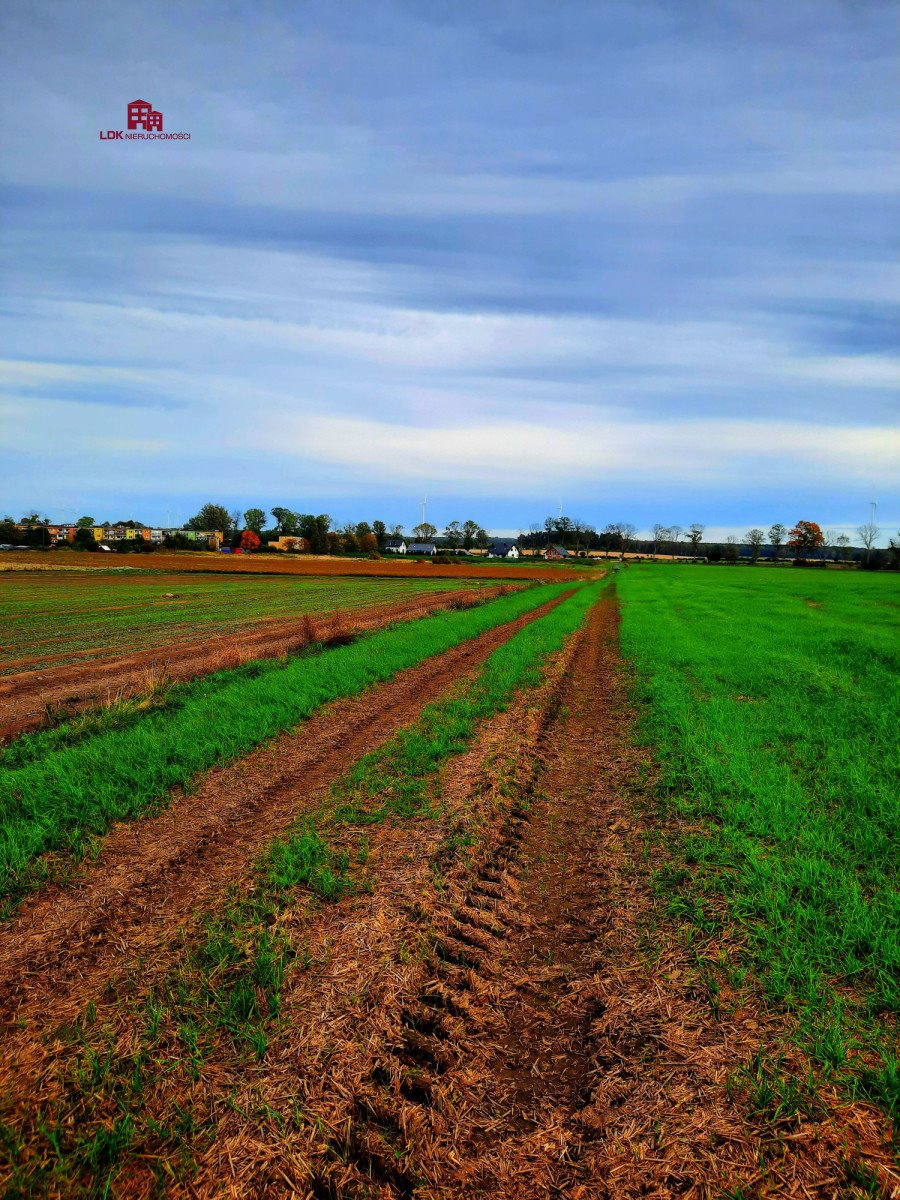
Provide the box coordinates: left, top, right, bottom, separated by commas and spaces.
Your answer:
0, 516, 18, 542
555, 515, 573, 545
359, 532, 378, 553
746, 529, 765, 563
835, 533, 851, 562
768, 523, 787, 562
620, 523, 637, 553
444, 520, 462, 550
887, 533, 900, 570
571, 516, 588, 555
543, 516, 555, 547
788, 520, 825, 561
297, 513, 331, 553
240, 529, 260, 552
186, 503, 231, 532
687, 523, 705, 553
244, 508, 266, 533
20, 512, 47, 526
389, 523, 404, 538
355, 521, 372, 539
723, 535, 739, 564
76, 515, 95, 528
229, 509, 242, 533
271, 507, 298, 535
412, 522, 437, 541
342, 530, 359, 553
600, 523, 623, 554
475, 527, 489, 550
372, 520, 387, 549
462, 519, 480, 551
669, 524, 683, 556
651, 523, 667, 557
857, 521, 880, 567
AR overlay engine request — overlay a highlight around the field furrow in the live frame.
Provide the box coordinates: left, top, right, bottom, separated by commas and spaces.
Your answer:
0, 587, 572, 1075
0, 584, 509, 740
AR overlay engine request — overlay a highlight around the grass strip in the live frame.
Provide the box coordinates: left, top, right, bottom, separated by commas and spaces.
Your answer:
616, 565, 900, 1124
0, 579, 603, 1197
0, 582, 573, 910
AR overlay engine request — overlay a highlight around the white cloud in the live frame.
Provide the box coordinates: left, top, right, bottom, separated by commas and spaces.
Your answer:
254, 411, 900, 494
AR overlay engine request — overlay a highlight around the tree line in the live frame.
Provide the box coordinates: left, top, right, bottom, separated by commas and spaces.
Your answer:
3, 506, 896, 568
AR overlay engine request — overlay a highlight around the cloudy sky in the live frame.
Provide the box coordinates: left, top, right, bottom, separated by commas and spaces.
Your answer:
1, 0, 897, 539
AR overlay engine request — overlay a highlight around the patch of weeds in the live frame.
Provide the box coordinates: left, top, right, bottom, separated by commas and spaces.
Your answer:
841, 1157, 886, 1198
728, 1048, 820, 1129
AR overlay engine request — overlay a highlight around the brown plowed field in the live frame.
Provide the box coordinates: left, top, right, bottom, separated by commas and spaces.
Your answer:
0, 585, 507, 740
0, 590, 570, 1082
0, 550, 589, 580
0, 590, 895, 1198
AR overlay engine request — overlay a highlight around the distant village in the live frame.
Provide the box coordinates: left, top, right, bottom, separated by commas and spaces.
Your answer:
1, 508, 895, 568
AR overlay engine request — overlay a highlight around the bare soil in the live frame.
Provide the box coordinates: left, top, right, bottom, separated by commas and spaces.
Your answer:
0, 587, 504, 741
0, 550, 589, 580
0, 591, 569, 1081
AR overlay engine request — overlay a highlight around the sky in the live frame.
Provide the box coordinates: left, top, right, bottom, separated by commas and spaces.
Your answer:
1, 0, 898, 541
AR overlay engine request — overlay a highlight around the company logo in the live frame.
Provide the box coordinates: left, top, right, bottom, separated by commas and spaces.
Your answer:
128, 98, 163, 131
100, 99, 191, 141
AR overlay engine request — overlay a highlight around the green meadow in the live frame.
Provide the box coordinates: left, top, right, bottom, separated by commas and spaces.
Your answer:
617, 564, 899, 1120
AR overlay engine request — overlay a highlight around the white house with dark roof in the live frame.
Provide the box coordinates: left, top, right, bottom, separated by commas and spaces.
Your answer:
487, 539, 520, 559
385, 538, 407, 554
407, 542, 437, 555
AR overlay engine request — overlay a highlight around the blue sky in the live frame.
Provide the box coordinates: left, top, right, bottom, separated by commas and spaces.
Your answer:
1, 0, 897, 540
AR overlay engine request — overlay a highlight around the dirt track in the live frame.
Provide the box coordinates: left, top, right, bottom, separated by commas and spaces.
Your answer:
0, 585, 506, 740
1, 589, 895, 1197
271, 592, 896, 1198
0, 590, 569, 1076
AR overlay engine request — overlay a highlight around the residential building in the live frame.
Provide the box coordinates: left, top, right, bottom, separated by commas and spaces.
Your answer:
487, 539, 520, 559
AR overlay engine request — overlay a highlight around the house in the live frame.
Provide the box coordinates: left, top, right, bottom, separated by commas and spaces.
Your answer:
270, 536, 311, 552
385, 538, 407, 554
487, 539, 520, 559
407, 542, 437, 556
545, 544, 573, 560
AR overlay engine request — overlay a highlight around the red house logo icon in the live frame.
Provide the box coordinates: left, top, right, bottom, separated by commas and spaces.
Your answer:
127, 99, 163, 132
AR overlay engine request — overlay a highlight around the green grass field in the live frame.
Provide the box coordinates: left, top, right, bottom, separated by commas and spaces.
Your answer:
0, 581, 573, 912
617, 564, 900, 1120
0, 571, 492, 674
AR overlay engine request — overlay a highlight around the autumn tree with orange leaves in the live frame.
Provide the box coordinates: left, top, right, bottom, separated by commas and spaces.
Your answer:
240, 529, 260, 552
787, 520, 824, 561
